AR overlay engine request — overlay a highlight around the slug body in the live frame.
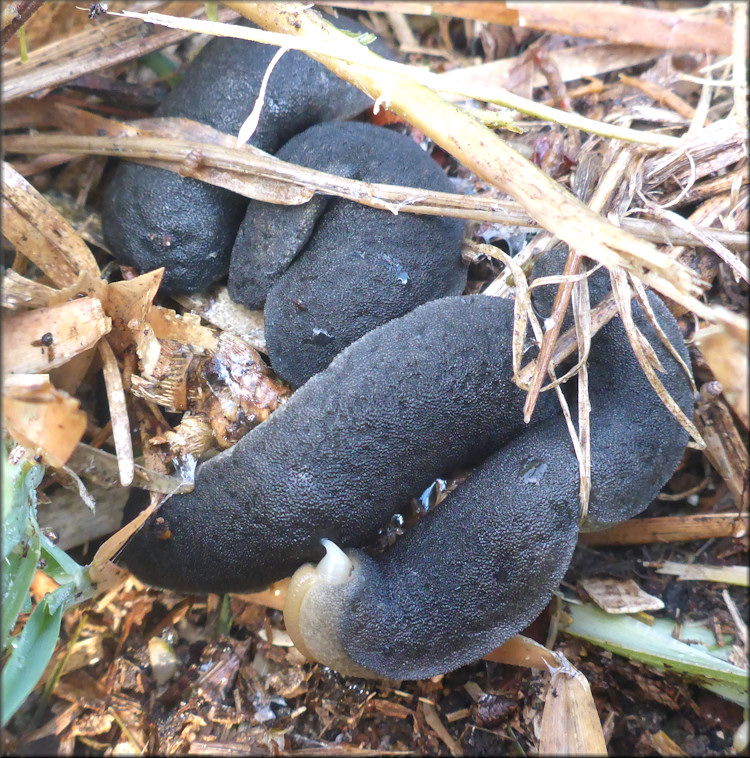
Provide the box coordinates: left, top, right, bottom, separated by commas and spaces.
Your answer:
100, 16, 394, 294
122, 295, 558, 593
121, 253, 693, 679
232, 122, 467, 386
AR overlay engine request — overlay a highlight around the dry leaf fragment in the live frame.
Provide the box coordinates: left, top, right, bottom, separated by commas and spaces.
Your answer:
147, 304, 218, 352
694, 318, 749, 430
539, 658, 607, 756
2, 374, 87, 468
2, 297, 111, 374
104, 269, 164, 374
580, 577, 665, 614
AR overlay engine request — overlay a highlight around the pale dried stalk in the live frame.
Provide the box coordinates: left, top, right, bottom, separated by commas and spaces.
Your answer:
645, 203, 749, 283
97, 339, 135, 487
429, 1, 733, 55
609, 267, 703, 446
7, 130, 748, 250
2, 162, 99, 286
117, 7, 682, 148
644, 118, 747, 188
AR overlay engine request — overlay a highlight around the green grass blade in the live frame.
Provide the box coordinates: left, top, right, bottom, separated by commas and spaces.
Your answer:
1, 595, 63, 727
562, 602, 748, 699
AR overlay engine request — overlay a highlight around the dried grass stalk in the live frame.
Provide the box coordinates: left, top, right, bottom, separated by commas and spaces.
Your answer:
2, 162, 99, 284
430, 2, 732, 55
1, 3, 240, 102
97, 339, 134, 487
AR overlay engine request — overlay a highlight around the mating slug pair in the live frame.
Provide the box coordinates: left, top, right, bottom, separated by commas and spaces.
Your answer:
103, 13, 694, 680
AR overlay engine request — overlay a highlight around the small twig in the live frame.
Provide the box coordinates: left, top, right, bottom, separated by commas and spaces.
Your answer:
1, 0, 44, 48
643, 202, 749, 283
619, 73, 697, 121
579, 513, 749, 546
97, 340, 134, 487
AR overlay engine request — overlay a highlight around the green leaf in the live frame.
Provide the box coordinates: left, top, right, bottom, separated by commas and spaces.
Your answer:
562, 602, 748, 704
39, 534, 84, 585
339, 30, 377, 46
1, 595, 63, 727
1, 531, 41, 652
2, 454, 43, 560
204, 2, 218, 22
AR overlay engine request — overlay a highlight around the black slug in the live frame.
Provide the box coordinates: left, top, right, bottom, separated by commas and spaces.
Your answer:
121, 252, 693, 679
100, 16, 394, 294
231, 121, 466, 386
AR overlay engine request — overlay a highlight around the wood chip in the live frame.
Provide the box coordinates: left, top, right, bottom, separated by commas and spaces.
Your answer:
649, 561, 748, 586
147, 305, 218, 352
580, 577, 665, 614
38, 486, 130, 552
